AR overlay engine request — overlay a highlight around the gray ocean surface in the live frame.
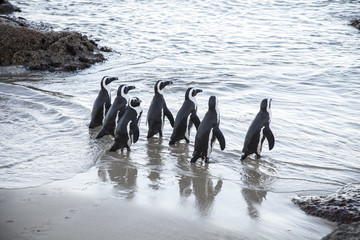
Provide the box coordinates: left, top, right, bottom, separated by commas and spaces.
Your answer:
1, 0, 360, 239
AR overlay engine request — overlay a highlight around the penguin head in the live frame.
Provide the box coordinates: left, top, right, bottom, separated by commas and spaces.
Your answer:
117, 85, 136, 97
260, 98, 272, 112
208, 96, 218, 111
101, 76, 118, 89
154, 80, 173, 95
130, 97, 142, 108
185, 88, 202, 101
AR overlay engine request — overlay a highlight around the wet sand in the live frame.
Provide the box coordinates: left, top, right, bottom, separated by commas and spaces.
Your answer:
0, 168, 245, 240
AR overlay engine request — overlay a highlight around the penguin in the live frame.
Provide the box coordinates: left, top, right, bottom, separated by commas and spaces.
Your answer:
191, 96, 225, 163
169, 87, 202, 145
240, 98, 275, 160
147, 80, 175, 138
96, 84, 136, 139
89, 76, 118, 128
110, 97, 143, 152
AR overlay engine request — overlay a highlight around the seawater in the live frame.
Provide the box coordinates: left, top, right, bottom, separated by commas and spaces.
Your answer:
1, 0, 360, 239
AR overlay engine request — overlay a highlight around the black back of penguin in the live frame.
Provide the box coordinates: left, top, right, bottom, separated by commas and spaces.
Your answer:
191, 96, 225, 163
89, 76, 118, 128
241, 98, 275, 160
110, 97, 143, 152
96, 85, 135, 139
169, 87, 203, 145
147, 80, 174, 138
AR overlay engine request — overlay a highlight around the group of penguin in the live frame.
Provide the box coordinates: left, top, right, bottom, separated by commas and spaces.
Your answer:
89, 76, 275, 163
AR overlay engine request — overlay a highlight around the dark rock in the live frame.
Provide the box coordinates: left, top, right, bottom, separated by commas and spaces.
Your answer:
0, 0, 21, 14
292, 184, 360, 224
350, 19, 360, 30
321, 222, 360, 240
0, 16, 105, 71
99, 46, 113, 52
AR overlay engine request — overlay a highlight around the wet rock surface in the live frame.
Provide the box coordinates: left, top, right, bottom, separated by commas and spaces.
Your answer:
0, 16, 105, 71
293, 184, 360, 240
350, 18, 360, 30
321, 222, 360, 240
293, 184, 360, 224
0, 0, 20, 14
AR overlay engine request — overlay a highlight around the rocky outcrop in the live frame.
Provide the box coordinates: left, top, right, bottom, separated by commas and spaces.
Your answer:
322, 222, 360, 240
293, 184, 360, 224
293, 184, 360, 240
350, 19, 360, 30
0, 0, 20, 14
0, 16, 106, 71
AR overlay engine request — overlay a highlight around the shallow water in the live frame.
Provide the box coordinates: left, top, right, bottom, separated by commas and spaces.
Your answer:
1, 0, 360, 239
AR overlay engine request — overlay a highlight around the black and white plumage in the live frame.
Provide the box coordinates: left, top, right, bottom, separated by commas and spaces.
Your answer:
191, 96, 225, 163
147, 80, 174, 138
110, 97, 143, 152
89, 76, 118, 128
240, 98, 275, 160
96, 85, 135, 139
169, 87, 202, 145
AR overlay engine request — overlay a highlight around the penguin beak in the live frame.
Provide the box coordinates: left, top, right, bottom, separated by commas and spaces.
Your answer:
194, 89, 203, 96
106, 77, 118, 85
159, 81, 173, 91
109, 77, 118, 82
127, 85, 136, 91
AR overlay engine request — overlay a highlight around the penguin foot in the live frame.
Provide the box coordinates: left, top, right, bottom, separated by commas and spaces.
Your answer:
96, 130, 106, 139
89, 121, 101, 129
109, 142, 121, 152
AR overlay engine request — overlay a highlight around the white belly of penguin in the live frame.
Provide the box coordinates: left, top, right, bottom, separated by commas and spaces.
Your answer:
127, 121, 132, 147
257, 126, 265, 155
185, 115, 191, 139
161, 108, 164, 132
102, 103, 107, 124
207, 129, 214, 157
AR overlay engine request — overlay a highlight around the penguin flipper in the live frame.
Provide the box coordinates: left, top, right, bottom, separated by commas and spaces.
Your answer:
263, 126, 275, 150
164, 106, 175, 127
214, 127, 226, 150
137, 111, 143, 126
190, 113, 201, 130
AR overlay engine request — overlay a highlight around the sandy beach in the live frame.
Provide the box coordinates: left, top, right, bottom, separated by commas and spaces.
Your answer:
0, 167, 245, 240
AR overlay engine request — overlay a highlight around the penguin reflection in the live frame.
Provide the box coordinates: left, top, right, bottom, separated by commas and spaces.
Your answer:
190, 164, 223, 216
241, 159, 275, 220
146, 137, 164, 190
98, 152, 137, 199
172, 143, 192, 198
